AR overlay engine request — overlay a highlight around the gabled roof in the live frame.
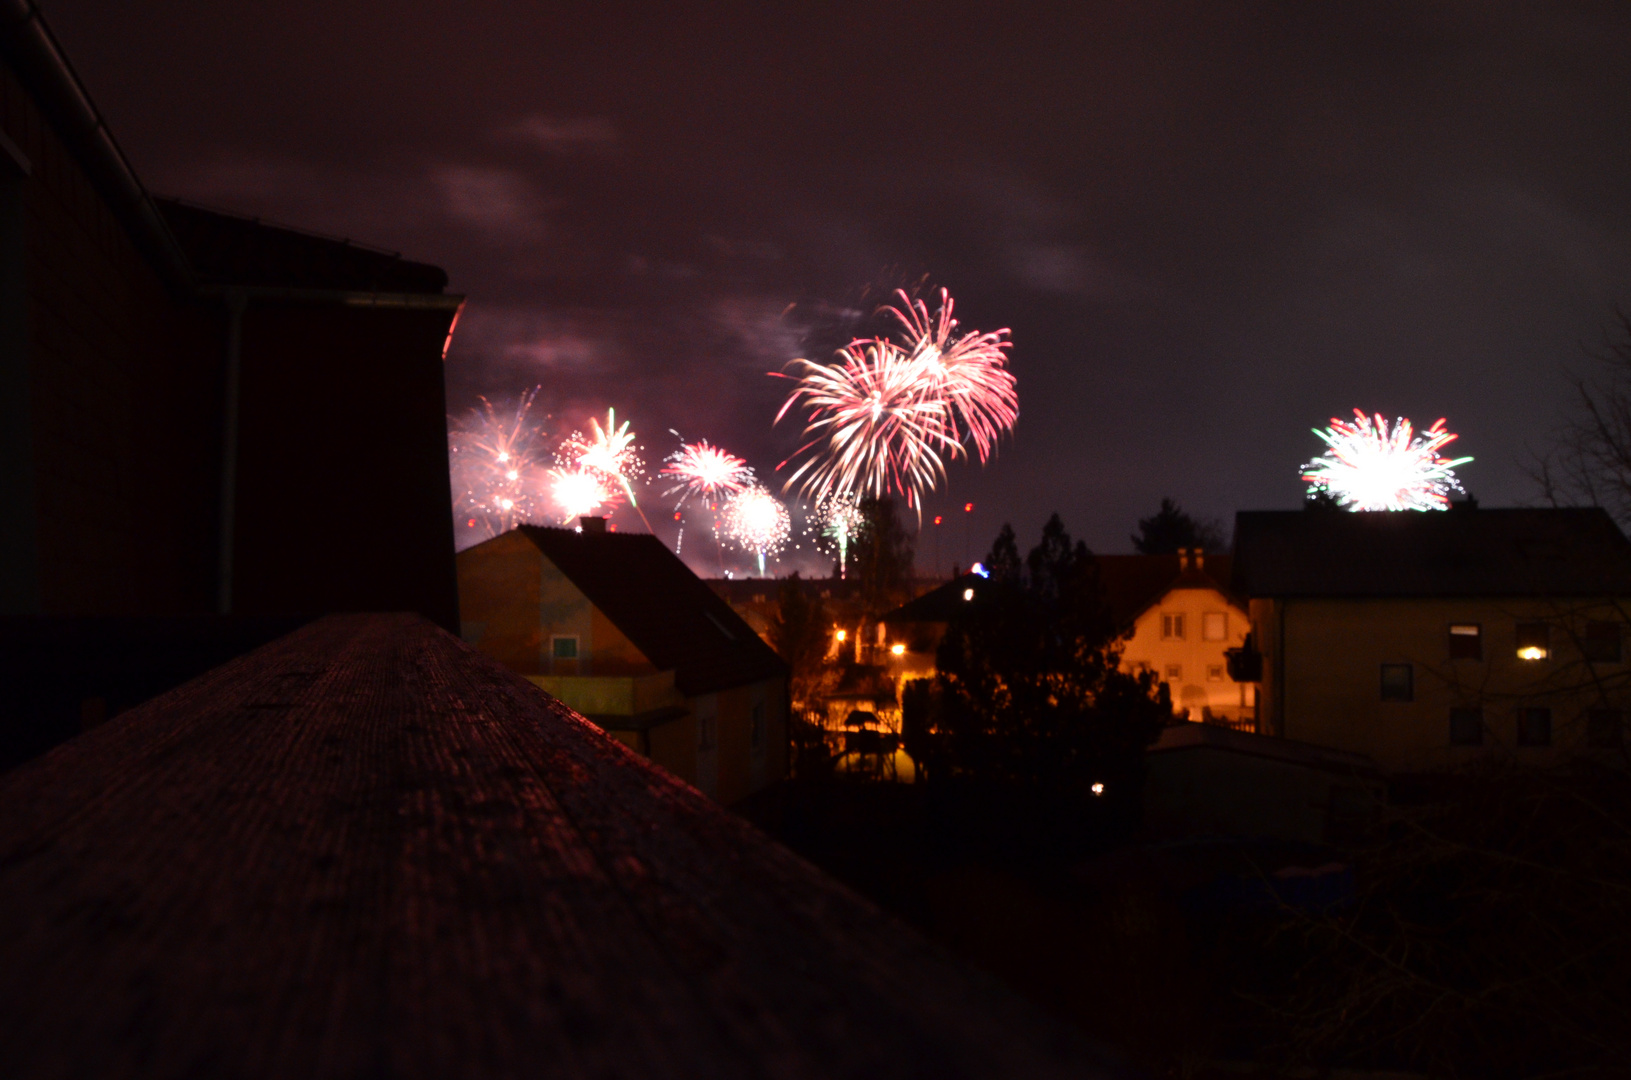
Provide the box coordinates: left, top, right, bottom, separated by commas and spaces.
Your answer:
156, 198, 450, 294
516, 527, 787, 696
882, 555, 1238, 630
1232, 507, 1631, 598
1096, 554, 1237, 627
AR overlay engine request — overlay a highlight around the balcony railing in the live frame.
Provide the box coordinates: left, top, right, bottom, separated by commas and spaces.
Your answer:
0, 613, 1121, 1078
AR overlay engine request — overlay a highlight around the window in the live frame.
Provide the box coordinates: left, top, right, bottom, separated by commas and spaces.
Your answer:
1515, 623, 1549, 661
1517, 707, 1552, 747
1380, 664, 1413, 702
1201, 612, 1227, 641
550, 636, 578, 659
1206, 665, 1224, 682
1587, 708, 1623, 748
1448, 623, 1482, 660
751, 703, 766, 751
1449, 708, 1483, 746
1161, 613, 1185, 641
1165, 664, 1183, 681
1582, 621, 1623, 663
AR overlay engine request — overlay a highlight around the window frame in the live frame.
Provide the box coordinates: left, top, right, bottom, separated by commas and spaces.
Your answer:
550, 634, 580, 660
1447, 623, 1482, 661
1449, 707, 1484, 746
1515, 622, 1550, 662
1161, 613, 1186, 641
1517, 706, 1552, 747
1201, 612, 1227, 642
1582, 621, 1623, 664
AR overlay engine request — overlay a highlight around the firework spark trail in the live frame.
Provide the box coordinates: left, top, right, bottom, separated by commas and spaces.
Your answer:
815, 491, 864, 579
448, 388, 552, 538
722, 486, 791, 578
661, 438, 754, 504
557, 407, 654, 531
774, 339, 959, 509
881, 288, 1017, 463
1301, 410, 1474, 511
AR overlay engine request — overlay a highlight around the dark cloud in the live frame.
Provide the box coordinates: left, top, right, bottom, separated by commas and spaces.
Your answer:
46, 0, 1631, 562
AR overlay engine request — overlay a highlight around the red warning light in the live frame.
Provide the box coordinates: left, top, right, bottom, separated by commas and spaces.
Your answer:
964, 502, 974, 513
674, 511, 682, 520
933, 515, 943, 526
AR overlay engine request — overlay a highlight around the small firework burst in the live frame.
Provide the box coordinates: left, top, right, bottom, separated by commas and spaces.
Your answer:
1301, 410, 1474, 511
722, 485, 791, 577
557, 407, 655, 530
549, 466, 619, 524
881, 288, 1017, 463
815, 491, 865, 578
661, 439, 754, 504
774, 338, 958, 509
448, 388, 551, 538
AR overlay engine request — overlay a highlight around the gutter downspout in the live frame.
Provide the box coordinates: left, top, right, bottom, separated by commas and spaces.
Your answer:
217, 290, 245, 614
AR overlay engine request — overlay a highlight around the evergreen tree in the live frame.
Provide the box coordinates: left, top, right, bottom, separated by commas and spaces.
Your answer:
1131, 497, 1225, 553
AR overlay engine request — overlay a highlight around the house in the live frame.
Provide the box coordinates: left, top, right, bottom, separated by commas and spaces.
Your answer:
881, 551, 1253, 728
1097, 549, 1254, 728
1230, 506, 1631, 770
458, 519, 790, 802
0, 7, 461, 770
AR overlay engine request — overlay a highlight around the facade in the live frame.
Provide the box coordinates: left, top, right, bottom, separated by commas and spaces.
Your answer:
1099, 550, 1255, 727
458, 521, 790, 803
1232, 507, 1631, 770
0, 8, 461, 628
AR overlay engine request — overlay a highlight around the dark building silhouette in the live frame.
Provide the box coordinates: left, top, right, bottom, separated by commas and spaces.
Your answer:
0, 4, 461, 767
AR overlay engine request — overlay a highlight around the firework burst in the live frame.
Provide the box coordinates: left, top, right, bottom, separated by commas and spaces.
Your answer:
882, 288, 1017, 463
557, 407, 654, 530
774, 286, 1016, 510
775, 339, 958, 508
549, 466, 619, 524
661, 439, 754, 504
722, 486, 791, 577
1301, 410, 1474, 511
815, 491, 865, 578
448, 388, 551, 538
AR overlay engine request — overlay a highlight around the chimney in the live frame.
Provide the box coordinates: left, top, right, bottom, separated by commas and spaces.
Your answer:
579, 516, 607, 534
1193, 549, 1204, 571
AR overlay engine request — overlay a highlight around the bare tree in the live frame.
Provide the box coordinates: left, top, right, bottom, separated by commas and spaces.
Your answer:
1535, 310, 1631, 527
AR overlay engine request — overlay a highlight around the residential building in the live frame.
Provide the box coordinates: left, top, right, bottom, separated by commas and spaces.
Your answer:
1230, 506, 1631, 770
458, 520, 790, 802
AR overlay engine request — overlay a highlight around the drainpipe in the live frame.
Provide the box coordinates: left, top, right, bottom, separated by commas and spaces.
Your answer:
217, 290, 245, 614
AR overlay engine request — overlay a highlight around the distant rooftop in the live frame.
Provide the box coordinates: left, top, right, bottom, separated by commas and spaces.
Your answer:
1232, 507, 1631, 598
156, 198, 449, 293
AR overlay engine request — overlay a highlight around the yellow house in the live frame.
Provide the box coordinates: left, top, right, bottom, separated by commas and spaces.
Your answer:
457, 520, 789, 803
1099, 550, 1255, 728
1231, 507, 1631, 771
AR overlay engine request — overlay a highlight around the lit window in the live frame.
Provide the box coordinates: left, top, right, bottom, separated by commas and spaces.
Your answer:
962, 588, 974, 601
1516, 623, 1549, 661
1090, 782, 1105, 796
1161, 613, 1185, 641
1517, 707, 1551, 747
890, 643, 906, 656
1582, 621, 1622, 663
1165, 664, 1182, 680
1202, 612, 1227, 641
1448, 623, 1481, 660
1449, 707, 1483, 746
1206, 665, 1224, 682
1380, 664, 1413, 702
551, 636, 578, 660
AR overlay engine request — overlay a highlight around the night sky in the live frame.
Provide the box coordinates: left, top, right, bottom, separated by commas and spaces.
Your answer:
47, 1, 1631, 567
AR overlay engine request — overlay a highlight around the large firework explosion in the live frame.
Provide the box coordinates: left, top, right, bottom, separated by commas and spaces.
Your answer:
1301, 410, 1474, 511
556, 407, 652, 529
661, 438, 754, 504
548, 466, 619, 524
882, 288, 1017, 463
774, 287, 1016, 510
814, 491, 864, 579
448, 388, 552, 538
775, 338, 959, 508
721, 486, 791, 577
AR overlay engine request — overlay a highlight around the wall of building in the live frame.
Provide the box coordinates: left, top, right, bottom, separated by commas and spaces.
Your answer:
0, 64, 220, 616
1260, 596, 1629, 770
1120, 585, 1254, 725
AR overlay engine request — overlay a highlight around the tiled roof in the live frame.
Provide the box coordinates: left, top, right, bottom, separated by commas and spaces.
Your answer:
1231, 507, 1631, 598
156, 198, 449, 293
518, 527, 787, 696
